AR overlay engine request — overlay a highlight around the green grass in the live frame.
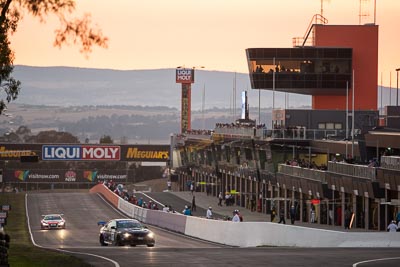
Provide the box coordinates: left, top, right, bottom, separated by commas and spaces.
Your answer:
0, 193, 92, 267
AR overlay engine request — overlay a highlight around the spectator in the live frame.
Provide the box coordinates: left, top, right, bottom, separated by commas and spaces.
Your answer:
271, 207, 276, 222
192, 195, 197, 212
190, 182, 194, 194
138, 197, 143, 207
206, 206, 213, 219
232, 210, 240, 222
278, 208, 285, 224
290, 205, 296, 224
167, 180, 172, 191
310, 205, 316, 223
387, 220, 398, 232
225, 192, 231, 206
182, 205, 192, 216
250, 195, 256, 212
162, 205, 170, 212
218, 192, 223, 206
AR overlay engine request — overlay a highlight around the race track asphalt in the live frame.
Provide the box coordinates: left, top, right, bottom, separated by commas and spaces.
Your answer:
26, 191, 400, 267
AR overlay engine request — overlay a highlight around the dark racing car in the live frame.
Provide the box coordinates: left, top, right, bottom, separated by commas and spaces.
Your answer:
98, 218, 155, 247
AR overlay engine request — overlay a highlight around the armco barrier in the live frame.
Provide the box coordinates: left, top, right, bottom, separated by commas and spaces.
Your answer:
91, 184, 400, 248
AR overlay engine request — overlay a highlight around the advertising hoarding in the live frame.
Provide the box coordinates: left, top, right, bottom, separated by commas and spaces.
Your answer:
42, 145, 121, 161
0, 144, 169, 162
176, 68, 194, 84
4, 169, 128, 183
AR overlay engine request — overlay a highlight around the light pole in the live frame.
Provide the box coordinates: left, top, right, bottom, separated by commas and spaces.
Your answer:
396, 68, 400, 106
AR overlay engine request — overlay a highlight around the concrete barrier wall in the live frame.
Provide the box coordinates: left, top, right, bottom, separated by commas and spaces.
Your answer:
116, 198, 148, 223
337, 232, 400, 247
90, 184, 119, 207
133, 205, 148, 223
92, 184, 187, 234
184, 217, 400, 247
184, 218, 335, 247
146, 210, 187, 234
92, 184, 400, 248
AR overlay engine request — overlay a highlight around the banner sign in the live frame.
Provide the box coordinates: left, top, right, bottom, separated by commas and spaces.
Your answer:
42, 145, 121, 161
85, 171, 127, 182
122, 145, 169, 162
0, 144, 169, 162
0, 144, 40, 161
5, 169, 127, 183
176, 68, 194, 84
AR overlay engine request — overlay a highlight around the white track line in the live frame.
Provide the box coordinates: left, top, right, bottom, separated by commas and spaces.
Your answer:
353, 257, 400, 266
25, 193, 120, 267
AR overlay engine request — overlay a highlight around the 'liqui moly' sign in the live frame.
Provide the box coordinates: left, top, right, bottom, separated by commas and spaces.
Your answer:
42, 145, 121, 161
176, 68, 194, 83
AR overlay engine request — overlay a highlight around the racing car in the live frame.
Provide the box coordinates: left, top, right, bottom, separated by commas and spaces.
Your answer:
40, 214, 66, 230
98, 218, 155, 247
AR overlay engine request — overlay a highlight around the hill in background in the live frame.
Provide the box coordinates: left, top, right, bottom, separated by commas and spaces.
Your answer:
2, 66, 393, 143
12, 65, 311, 110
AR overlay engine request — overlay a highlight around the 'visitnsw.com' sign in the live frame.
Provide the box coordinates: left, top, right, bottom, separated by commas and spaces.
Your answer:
42, 145, 121, 161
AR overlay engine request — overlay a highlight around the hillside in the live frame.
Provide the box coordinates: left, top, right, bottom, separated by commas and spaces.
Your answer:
4, 65, 390, 143
12, 65, 311, 110
0, 104, 256, 143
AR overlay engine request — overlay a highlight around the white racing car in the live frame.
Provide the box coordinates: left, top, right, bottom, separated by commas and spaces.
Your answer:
40, 214, 66, 230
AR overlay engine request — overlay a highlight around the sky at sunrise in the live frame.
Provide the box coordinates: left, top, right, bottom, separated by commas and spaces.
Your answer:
10, 0, 400, 86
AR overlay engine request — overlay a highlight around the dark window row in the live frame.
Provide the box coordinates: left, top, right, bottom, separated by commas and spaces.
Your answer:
246, 48, 352, 59
250, 73, 352, 91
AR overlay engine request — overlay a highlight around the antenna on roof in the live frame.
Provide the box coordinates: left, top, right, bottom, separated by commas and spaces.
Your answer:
319, 0, 330, 17
359, 0, 371, 25
320, 0, 324, 17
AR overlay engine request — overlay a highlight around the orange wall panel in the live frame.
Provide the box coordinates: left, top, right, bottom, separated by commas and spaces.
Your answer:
90, 184, 119, 207
313, 25, 378, 111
